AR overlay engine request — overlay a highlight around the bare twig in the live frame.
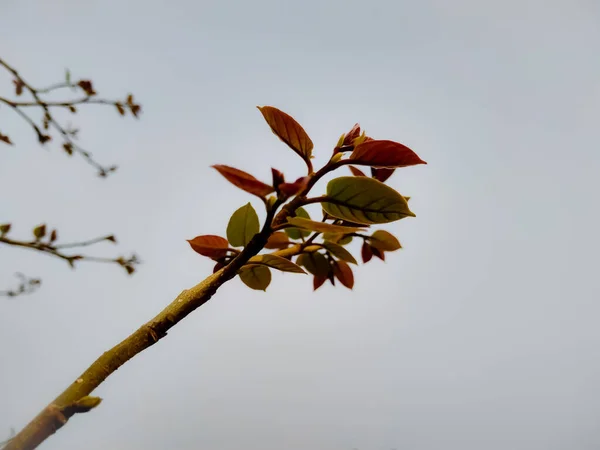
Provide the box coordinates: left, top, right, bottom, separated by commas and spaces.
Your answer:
0, 57, 141, 177
0, 224, 139, 275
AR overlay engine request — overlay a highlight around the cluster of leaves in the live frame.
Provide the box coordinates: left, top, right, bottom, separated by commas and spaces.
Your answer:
188, 106, 426, 292
0, 57, 141, 177
0, 222, 139, 297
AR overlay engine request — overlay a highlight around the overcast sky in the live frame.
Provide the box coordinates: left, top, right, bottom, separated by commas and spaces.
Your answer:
1, 1, 599, 449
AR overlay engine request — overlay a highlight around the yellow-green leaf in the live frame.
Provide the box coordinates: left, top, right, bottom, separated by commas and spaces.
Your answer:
257, 106, 313, 161
369, 230, 401, 251
296, 252, 330, 276
321, 176, 415, 224
287, 217, 365, 234
246, 254, 306, 274
322, 242, 357, 265
285, 206, 311, 240
322, 232, 353, 246
227, 203, 259, 247
239, 265, 272, 291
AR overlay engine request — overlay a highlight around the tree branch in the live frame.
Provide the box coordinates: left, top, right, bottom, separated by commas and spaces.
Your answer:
0, 57, 141, 177
0, 224, 139, 276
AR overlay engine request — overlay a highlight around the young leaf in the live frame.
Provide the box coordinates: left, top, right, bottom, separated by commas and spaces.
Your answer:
246, 254, 306, 274
264, 232, 290, 249
239, 265, 272, 291
187, 235, 230, 258
322, 232, 353, 245
333, 260, 354, 289
285, 207, 311, 240
371, 246, 386, 261
296, 252, 330, 276
0, 223, 11, 236
349, 139, 427, 168
322, 242, 357, 265
371, 167, 395, 183
369, 230, 401, 251
322, 176, 415, 224
227, 203, 260, 247
278, 176, 309, 197
286, 217, 365, 234
338, 235, 353, 245
33, 224, 46, 239
361, 242, 373, 263
0, 132, 12, 145
212, 165, 275, 198
349, 166, 367, 177
342, 123, 361, 146
257, 106, 313, 162
313, 275, 327, 291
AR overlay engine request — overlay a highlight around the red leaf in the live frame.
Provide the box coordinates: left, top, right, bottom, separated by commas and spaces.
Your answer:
371, 167, 395, 183
264, 232, 290, 249
257, 106, 313, 161
348, 166, 367, 177
371, 246, 386, 261
333, 260, 354, 289
350, 139, 427, 168
278, 176, 309, 197
343, 123, 361, 146
361, 242, 373, 263
271, 168, 285, 189
212, 165, 275, 198
313, 275, 327, 291
187, 235, 229, 258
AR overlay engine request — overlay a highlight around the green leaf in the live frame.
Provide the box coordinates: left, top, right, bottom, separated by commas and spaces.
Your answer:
287, 216, 365, 234
227, 203, 260, 247
369, 230, 402, 251
322, 233, 353, 246
322, 176, 415, 224
239, 265, 272, 291
246, 254, 306, 274
65, 68, 71, 84
285, 207, 311, 240
322, 242, 357, 265
296, 252, 330, 276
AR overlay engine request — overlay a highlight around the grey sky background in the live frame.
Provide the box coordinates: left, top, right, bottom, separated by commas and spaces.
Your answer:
1, 1, 599, 449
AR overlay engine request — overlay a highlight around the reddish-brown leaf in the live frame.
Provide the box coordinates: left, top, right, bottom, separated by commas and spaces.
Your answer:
348, 166, 367, 177
342, 123, 361, 146
333, 260, 354, 289
264, 232, 290, 249
77, 80, 96, 96
187, 235, 230, 258
271, 168, 286, 190
213, 261, 225, 273
212, 165, 275, 198
350, 139, 427, 168
371, 246, 386, 261
361, 242, 373, 263
371, 167, 395, 183
313, 275, 327, 291
257, 106, 313, 161
0, 133, 12, 145
278, 176, 309, 197
13, 79, 24, 96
